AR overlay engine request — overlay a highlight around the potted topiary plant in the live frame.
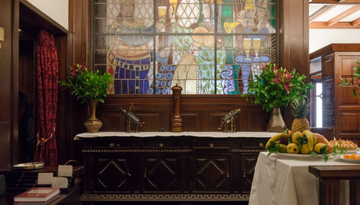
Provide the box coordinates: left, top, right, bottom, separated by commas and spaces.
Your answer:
59, 64, 112, 133
242, 63, 313, 132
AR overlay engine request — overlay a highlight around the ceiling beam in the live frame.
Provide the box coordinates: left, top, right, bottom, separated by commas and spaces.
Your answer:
310, 5, 337, 23
310, 22, 360, 28
352, 17, 360, 26
327, 5, 360, 26
310, 0, 360, 3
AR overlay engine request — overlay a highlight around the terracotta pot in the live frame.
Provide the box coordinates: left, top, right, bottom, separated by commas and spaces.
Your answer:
84, 100, 103, 133
267, 107, 287, 132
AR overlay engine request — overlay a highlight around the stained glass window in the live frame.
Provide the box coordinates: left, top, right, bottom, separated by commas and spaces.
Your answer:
93, 0, 277, 95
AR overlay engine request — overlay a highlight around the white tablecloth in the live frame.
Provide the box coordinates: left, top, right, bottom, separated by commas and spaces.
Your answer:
74, 131, 277, 140
249, 152, 359, 205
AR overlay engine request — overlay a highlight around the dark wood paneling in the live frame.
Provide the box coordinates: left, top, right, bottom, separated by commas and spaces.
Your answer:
278, 0, 310, 127
240, 153, 258, 194
19, 0, 67, 35
94, 96, 268, 132
310, 44, 360, 60
323, 53, 334, 79
335, 53, 360, 142
0, 0, 17, 168
323, 80, 334, 127
339, 112, 359, 133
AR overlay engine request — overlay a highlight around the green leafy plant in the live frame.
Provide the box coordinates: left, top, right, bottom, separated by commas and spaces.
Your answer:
242, 63, 314, 112
59, 64, 112, 103
339, 62, 360, 98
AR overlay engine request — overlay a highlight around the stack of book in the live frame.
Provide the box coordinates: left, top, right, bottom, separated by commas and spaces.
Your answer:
13, 187, 60, 205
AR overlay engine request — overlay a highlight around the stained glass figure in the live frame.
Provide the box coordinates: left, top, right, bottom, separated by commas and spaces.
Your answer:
93, 0, 277, 95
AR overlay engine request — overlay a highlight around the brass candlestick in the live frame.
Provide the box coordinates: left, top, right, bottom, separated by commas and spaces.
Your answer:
171, 84, 182, 132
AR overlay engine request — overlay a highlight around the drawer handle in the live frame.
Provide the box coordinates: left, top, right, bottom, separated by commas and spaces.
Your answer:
227, 172, 229, 178
159, 143, 164, 148
109, 143, 115, 148
209, 143, 214, 148
144, 168, 147, 178
127, 167, 131, 177
116, 144, 120, 147
259, 143, 264, 148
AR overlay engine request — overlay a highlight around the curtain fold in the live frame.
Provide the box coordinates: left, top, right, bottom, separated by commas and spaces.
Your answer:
34, 30, 59, 166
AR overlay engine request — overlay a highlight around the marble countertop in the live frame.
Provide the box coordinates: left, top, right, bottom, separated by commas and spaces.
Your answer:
74, 131, 276, 140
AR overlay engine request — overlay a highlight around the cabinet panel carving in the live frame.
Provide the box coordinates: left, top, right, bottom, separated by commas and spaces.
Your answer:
94, 154, 134, 193
142, 154, 181, 192
240, 153, 258, 194
80, 135, 268, 201
192, 155, 230, 193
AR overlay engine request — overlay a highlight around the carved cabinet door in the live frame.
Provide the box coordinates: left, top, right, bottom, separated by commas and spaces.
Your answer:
192, 154, 230, 193
93, 154, 135, 193
142, 154, 182, 193
239, 153, 258, 194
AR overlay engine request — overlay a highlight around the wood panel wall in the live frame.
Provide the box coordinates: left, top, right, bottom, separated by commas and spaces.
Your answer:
278, 0, 310, 126
97, 96, 269, 132
63, 0, 311, 160
0, 0, 17, 169
334, 52, 360, 143
0, 0, 311, 166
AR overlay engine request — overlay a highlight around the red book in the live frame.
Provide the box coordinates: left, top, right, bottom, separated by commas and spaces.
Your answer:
14, 187, 60, 202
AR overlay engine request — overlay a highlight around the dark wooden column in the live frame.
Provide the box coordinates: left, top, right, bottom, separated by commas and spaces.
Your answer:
278, 0, 310, 126
0, 0, 17, 169
64, 0, 92, 164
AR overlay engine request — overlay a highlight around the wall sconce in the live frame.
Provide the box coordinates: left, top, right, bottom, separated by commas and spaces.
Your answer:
0, 27, 4, 41
0, 27, 4, 49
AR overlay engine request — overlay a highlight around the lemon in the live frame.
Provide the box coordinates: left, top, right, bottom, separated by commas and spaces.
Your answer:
299, 144, 311, 154
287, 143, 299, 154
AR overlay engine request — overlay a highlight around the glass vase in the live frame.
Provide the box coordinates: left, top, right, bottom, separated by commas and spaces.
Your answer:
267, 107, 287, 132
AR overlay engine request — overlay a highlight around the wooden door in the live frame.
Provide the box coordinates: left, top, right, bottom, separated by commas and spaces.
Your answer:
142, 154, 181, 193
93, 154, 135, 193
239, 153, 258, 194
335, 52, 360, 143
192, 155, 230, 193
322, 53, 335, 127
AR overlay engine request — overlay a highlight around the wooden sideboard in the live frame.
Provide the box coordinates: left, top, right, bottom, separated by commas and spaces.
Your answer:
77, 132, 271, 202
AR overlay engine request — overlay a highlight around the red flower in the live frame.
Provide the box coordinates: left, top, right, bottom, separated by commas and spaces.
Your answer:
261, 63, 267, 71
283, 82, 292, 94
354, 78, 360, 86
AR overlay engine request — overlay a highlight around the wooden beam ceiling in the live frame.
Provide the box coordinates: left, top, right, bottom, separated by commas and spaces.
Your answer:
310, 0, 360, 3
352, 17, 360, 26
310, 5, 337, 23
327, 5, 360, 26
310, 22, 360, 28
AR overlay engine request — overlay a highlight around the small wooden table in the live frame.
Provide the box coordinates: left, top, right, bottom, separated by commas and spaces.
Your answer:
309, 165, 360, 205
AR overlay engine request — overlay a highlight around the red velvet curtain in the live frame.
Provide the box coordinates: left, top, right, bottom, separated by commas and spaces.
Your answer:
35, 30, 58, 166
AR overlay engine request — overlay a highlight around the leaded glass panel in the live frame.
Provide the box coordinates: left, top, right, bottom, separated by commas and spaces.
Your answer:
93, 0, 277, 95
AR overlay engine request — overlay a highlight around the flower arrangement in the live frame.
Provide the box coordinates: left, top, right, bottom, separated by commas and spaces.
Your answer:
340, 62, 360, 97
243, 63, 314, 112
59, 64, 112, 103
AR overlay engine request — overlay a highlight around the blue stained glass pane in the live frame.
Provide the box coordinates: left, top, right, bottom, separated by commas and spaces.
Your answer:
96, 0, 277, 95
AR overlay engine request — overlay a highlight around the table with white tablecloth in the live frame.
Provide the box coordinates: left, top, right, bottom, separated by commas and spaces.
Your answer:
249, 152, 359, 205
